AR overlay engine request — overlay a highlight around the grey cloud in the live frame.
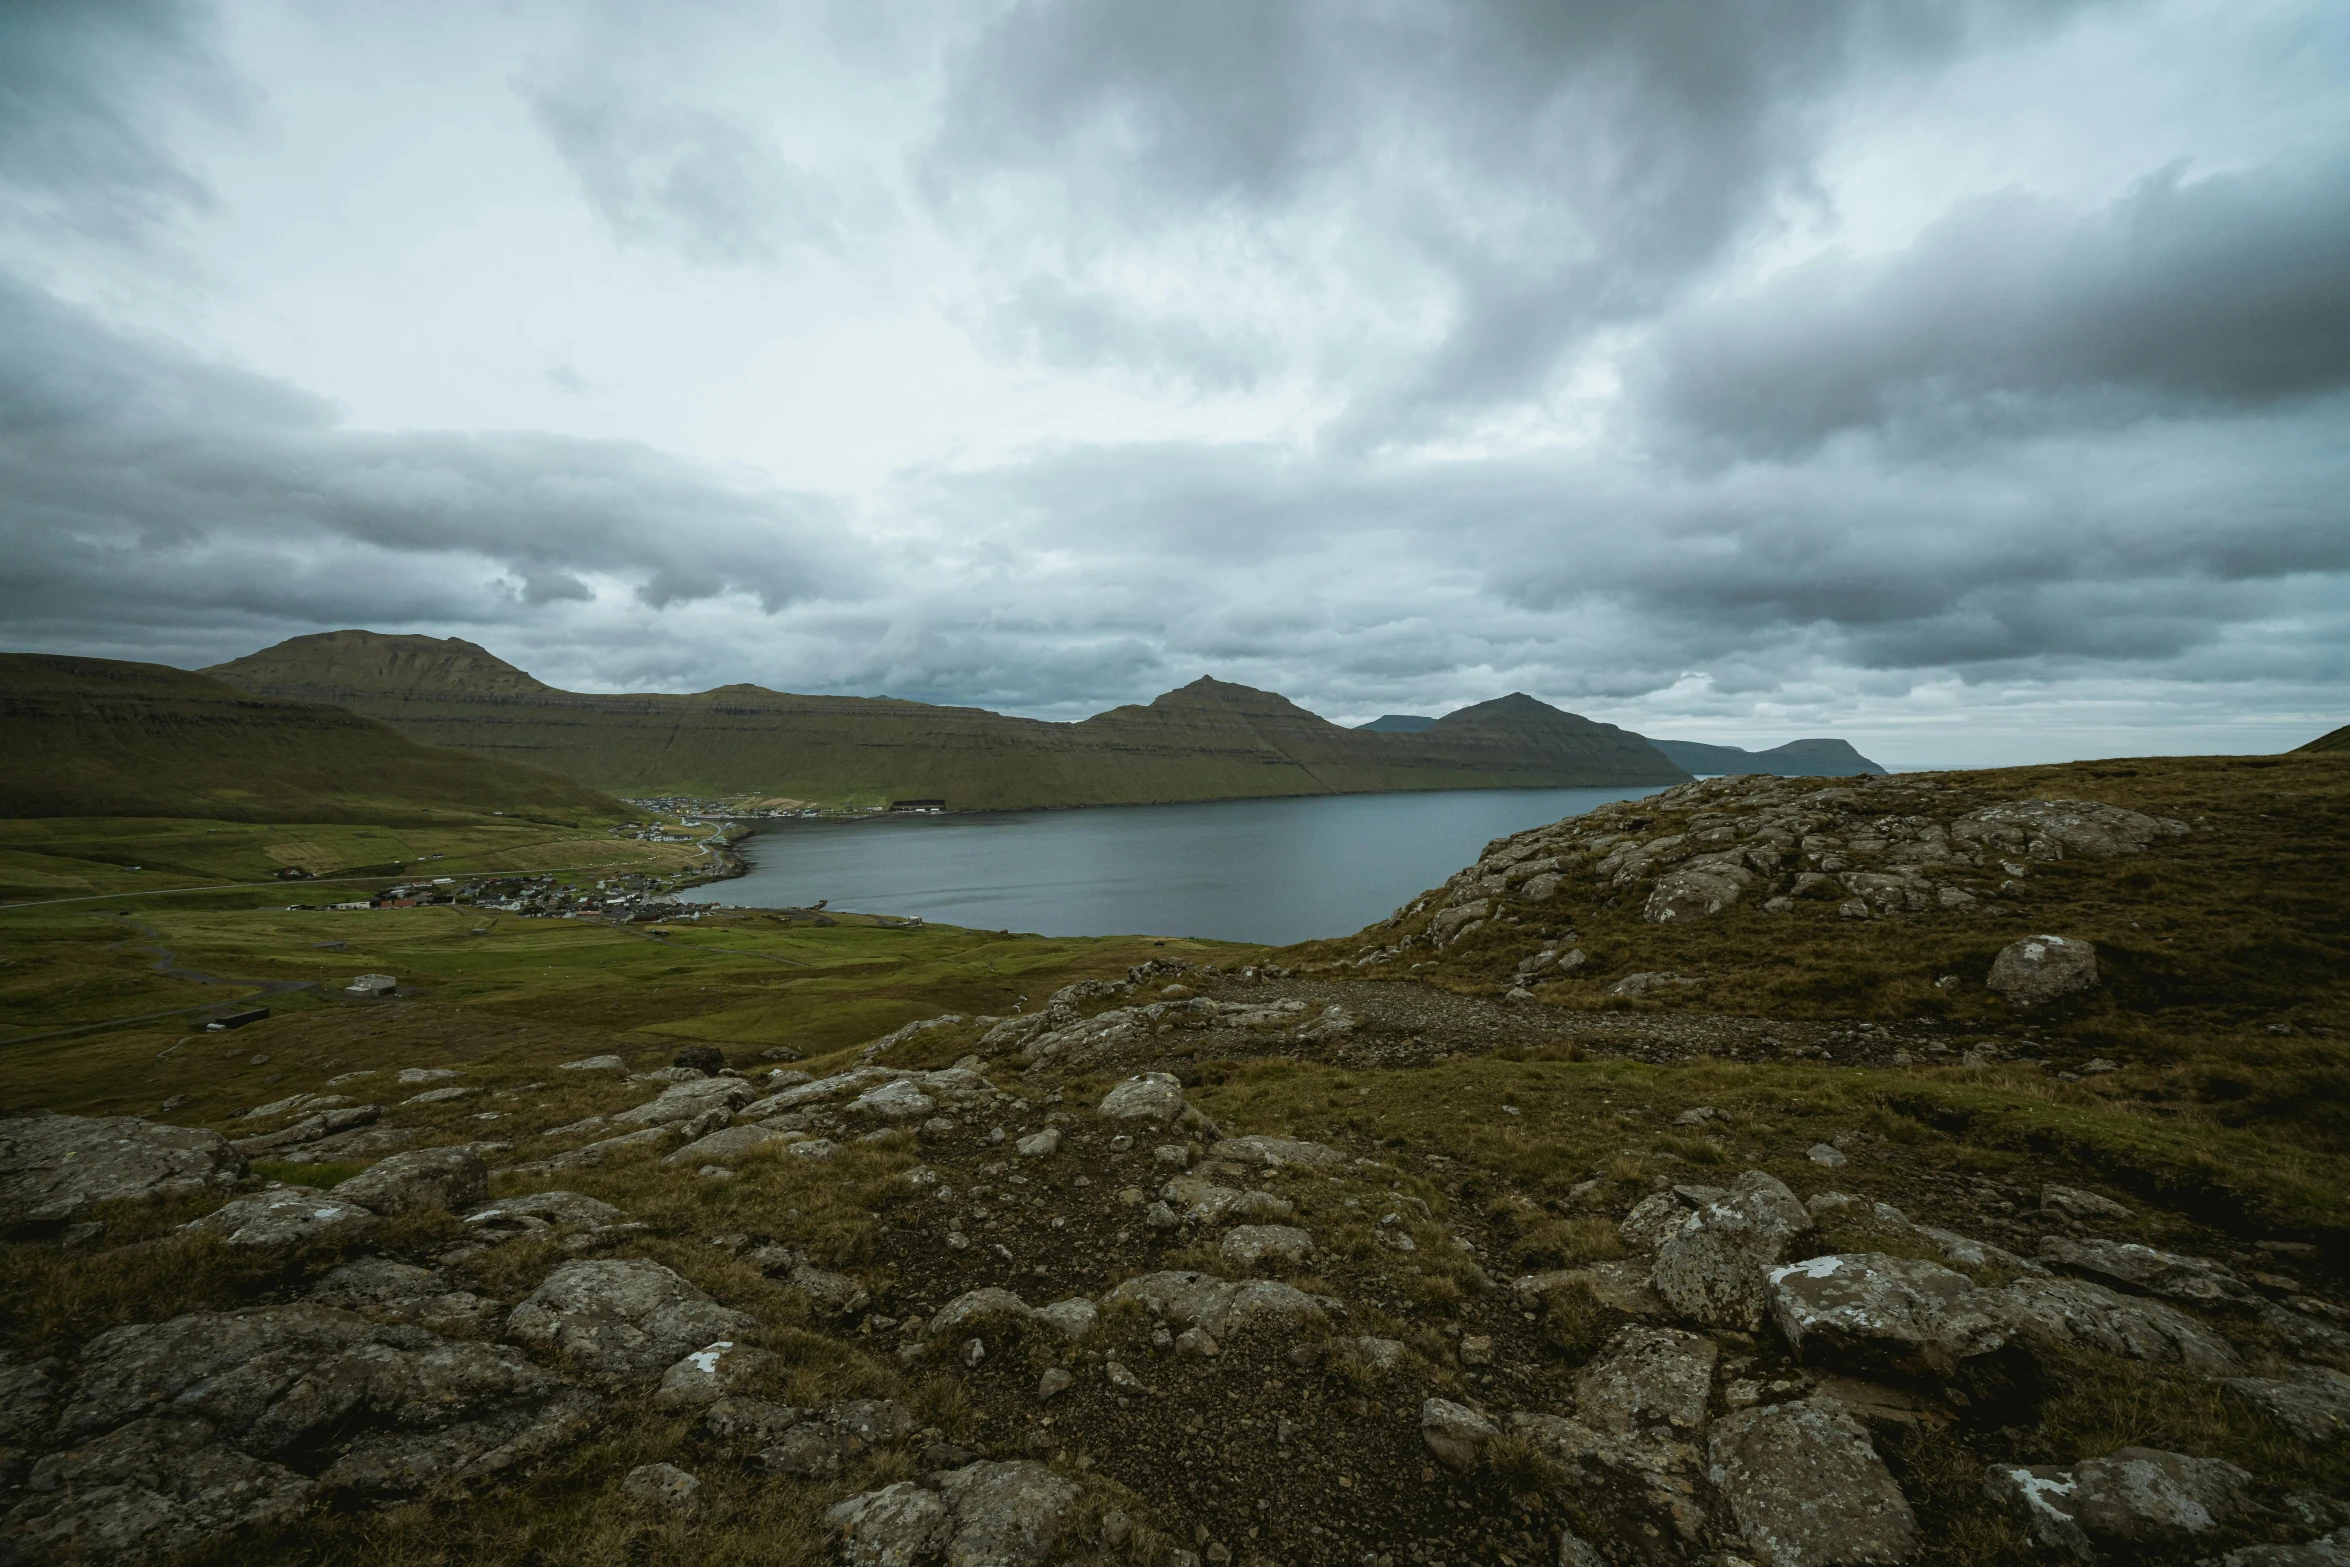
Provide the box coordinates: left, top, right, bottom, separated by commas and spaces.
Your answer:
987, 275, 1278, 390
1644, 156, 2350, 457
523, 71, 836, 264
0, 0, 243, 246
0, 274, 856, 648
933, 0, 2086, 438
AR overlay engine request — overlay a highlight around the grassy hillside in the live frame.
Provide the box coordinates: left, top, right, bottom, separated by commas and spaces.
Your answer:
203, 630, 1689, 806
0, 653, 628, 826
2298, 721, 2349, 753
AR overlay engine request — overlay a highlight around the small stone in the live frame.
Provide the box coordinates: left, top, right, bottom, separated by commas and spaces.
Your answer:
1106, 1360, 1145, 1393
1458, 1335, 1493, 1367
1016, 1129, 1061, 1158
963, 1338, 986, 1367
621, 1461, 703, 1514
1219, 1224, 1314, 1270
1175, 1327, 1220, 1358
2042, 1185, 2132, 1220
1100, 1509, 1133, 1549
1421, 1397, 1498, 1472
1806, 1143, 1848, 1168
1987, 934, 2100, 1006
1154, 1144, 1189, 1166
1146, 1200, 1180, 1230
1038, 1366, 1073, 1399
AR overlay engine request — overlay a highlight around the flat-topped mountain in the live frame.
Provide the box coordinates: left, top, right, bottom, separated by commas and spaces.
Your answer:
1645, 735, 1886, 777
201, 632, 1688, 808
0, 653, 624, 823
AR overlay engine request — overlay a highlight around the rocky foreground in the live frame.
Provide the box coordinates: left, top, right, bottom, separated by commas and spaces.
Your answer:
3, 1014, 2348, 1566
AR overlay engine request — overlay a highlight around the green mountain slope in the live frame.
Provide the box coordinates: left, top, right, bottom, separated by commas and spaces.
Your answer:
0, 653, 627, 824
1646, 735, 1886, 776
203, 631, 1689, 807
2297, 722, 2350, 753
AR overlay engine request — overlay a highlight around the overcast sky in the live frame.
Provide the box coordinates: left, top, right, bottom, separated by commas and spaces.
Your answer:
3, 0, 2345, 764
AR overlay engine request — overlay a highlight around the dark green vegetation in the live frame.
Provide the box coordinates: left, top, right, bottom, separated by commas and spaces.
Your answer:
1646, 735, 1886, 776
2299, 721, 2349, 753
0, 654, 626, 826
202, 629, 1689, 806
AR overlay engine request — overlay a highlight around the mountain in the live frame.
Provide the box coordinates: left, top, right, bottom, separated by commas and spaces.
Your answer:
0, 653, 626, 823
1644, 736, 1886, 777
1355, 715, 1435, 733
2298, 722, 2350, 753
202, 632, 1689, 808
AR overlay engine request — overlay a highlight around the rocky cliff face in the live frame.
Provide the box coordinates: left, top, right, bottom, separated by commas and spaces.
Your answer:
201, 634, 1688, 807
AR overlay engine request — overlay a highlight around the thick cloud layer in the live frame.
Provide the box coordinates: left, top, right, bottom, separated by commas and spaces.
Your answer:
0, 0, 2344, 763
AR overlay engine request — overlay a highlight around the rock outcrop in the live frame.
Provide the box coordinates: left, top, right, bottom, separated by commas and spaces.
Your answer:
0, 1116, 244, 1225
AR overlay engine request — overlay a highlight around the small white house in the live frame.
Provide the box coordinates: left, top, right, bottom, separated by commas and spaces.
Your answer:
346, 974, 397, 997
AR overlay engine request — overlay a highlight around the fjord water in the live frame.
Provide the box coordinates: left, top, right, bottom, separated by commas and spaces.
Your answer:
683, 786, 1667, 944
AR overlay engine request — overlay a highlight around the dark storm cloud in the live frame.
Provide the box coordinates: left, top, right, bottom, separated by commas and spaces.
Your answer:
933, 0, 2087, 438
0, 0, 241, 246
523, 70, 838, 264
0, 276, 856, 648
1643, 156, 2350, 457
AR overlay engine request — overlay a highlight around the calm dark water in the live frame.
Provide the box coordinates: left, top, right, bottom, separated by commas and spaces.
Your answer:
680, 786, 1666, 944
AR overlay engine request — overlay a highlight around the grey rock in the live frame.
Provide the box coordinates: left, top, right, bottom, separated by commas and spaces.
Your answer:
1985, 1447, 2250, 1560
505, 1258, 756, 1380
555, 1054, 628, 1073
2, 1417, 315, 1564
1098, 1073, 1187, 1123
1034, 1299, 1099, 1342
334, 1146, 487, 1215
1768, 1253, 2011, 1380
395, 1068, 460, 1085
402, 1086, 474, 1106
545, 1126, 672, 1168
2222, 1365, 2350, 1443
306, 1258, 496, 1335
927, 1288, 1036, 1340
1355, 1337, 1407, 1373
654, 1340, 777, 1410
621, 1461, 703, 1514
1987, 1276, 2240, 1374
1014, 1129, 1060, 1158
229, 1104, 384, 1157
0, 1115, 244, 1224
932, 1458, 1081, 1567
2041, 1185, 2131, 1220
461, 1189, 625, 1238
1421, 1397, 1499, 1472
743, 1246, 869, 1315
663, 1123, 796, 1167
1037, 1367, 1072, 1399
609, 1076, 753, 1128
754, 1401, 912, 1478
1509, 1410, 1710, 1557
2215, 1529, 2350, 1567
1219, 1224, 1314, 1271
1986, 934, 2099, 1005
1708, 1397, 1917, 1567
1207, 1135, 1344, 1170
1807, 1143, 1849, 1168
2037, 1236, 2255, 1309
1574, 1324, 1717, 1439
829, 1480, 954, 1567
849, 1079, 937, 1120
1651, 1170, 1815, 1331
1619, 1190, 1698, 1253
1644, 861, 1754, 922
700, 1395, 809, 1447
1102, 1272, 1329, 1338
181, 1186, 376, 1249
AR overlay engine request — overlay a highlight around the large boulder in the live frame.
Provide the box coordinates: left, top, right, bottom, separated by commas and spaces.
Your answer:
1097, 1073, 1187, 1124
1220, 1224, 1314, 1271
2222, 1365, 2350, 1444
1651, 1171, 1815, 1331
1707, 1397, 1917, 1567
11, 1301, 598, 1557
0, 1115, 244, 1225
1985, 1277, 2239, 1374
1574, 1324, 1717, 1439
1986, 935, 2099, 1006
505, 1259, 756, 1380
2036, 1237, 2255, 1309
1767, 1253, 2011, 1380
180, 1186, 376, 1249
829, 1481, 953, 1567
1421, 1398, 1498, 1472
1984, 1447, 2250, 1560
608, 1077, 753, 1128
333, 1146, 487, 1215
1507, 1408, 1711, 1559
460, 1190, 627, 1243
932, 1459, 1081, 1567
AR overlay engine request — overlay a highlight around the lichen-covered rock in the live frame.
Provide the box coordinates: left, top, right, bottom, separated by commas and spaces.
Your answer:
1097, 1073, 1187, 1123
1219, 1224, 1314, 1271
1986, 935, 2099, 1005
1768, 1253, 2011, 1379
1985, 1447, 2250, 1560
460, 1190, 625, 1240
1652, 1171, 1814, 1331
1574, 1324, 1717, 1439
654, 1340, 777, 1410
928, 1288, 1038, 1341
2222, 1365, 2350, 1444
1103, 1272, 1329, 1338
608, 1076, 753, 1128
1208, 1135, 1344, 1169
505, 1259, 755, 1380
1421, 1398, 1498, 1472
848, 1079, 937, 1120
333, 1145, 487, 1215
1644, 860, 1754, 922
932, 1459, 1081, 1567
180, 1186, 376, 1249
2036, 1237, 2255, 1309
620, 1461, 703, 1514
829, 1480, 953, 1567
0, 1115, 244, 1225
0, 1416, 315, 1564
1985, 1276, 2239, 1374
662, 1123, 796, 1167
1708, 1398, 1916, 1566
